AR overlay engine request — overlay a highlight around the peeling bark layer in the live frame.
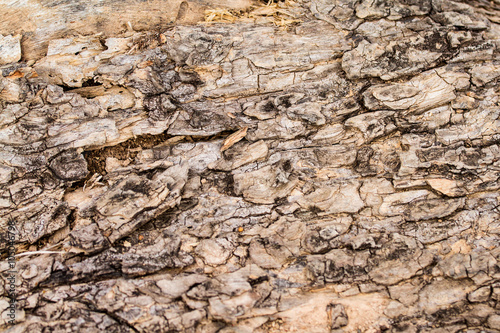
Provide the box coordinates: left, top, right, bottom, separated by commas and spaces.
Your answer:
1, 0, 500, 332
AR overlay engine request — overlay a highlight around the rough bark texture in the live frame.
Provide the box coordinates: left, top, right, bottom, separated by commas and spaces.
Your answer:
1, 0, 500, 332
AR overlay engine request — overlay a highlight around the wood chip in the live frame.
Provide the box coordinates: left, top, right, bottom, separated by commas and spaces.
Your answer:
6, 70, 24, 79
159, 33, 167, 44
220, 127, 248, 152
137, 60, 154, 69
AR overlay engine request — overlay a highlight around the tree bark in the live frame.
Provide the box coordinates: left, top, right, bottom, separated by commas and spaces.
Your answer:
1, 0, 500, 331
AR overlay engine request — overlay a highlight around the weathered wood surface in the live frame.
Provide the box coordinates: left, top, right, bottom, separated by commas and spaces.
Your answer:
1, 0, 500, 331
0, 0, 254, 61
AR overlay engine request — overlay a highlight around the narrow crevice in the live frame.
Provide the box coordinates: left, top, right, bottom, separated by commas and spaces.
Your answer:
75, 300, 140, 333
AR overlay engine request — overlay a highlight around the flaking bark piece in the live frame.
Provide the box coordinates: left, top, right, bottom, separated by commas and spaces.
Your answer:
220, 126, 248, 152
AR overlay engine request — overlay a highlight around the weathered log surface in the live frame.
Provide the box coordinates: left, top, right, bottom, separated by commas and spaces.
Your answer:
1, 0, 500, 331
0, 0, 254, 61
